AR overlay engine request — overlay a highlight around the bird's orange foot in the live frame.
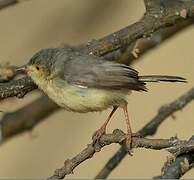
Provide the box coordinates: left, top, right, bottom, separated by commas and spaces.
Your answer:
125, 133, 142, 155
92, 126, 106, 143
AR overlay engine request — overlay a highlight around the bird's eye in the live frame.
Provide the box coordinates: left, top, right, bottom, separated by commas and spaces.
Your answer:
36, 66, 40, 71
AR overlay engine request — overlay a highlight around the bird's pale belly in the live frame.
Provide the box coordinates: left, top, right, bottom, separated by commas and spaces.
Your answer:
44, 82, 128, 113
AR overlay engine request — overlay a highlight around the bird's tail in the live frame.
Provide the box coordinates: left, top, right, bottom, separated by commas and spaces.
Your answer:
139, 75, 187, 83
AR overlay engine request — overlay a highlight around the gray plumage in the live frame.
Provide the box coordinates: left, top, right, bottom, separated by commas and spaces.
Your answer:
28, 48, 186, 92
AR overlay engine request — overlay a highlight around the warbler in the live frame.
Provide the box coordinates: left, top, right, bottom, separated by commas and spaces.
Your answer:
17, 48, 186, 151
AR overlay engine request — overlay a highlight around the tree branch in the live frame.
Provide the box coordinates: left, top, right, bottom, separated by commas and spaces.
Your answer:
0, 95, 59, 144
159, 136, 194, 179
0, 0, 193, 178
0, 76, 37, 100
166, 136, 194, 157
117, 19, 194, 65
0, 0, 18, 10
95, 87, 194, 179
0, 0, 194, 100
144, 0, 161, 12
47, 129, 194, 179
0, 8, 193, 149
83, 0, 194, 56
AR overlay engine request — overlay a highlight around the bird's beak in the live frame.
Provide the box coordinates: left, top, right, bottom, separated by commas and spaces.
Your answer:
15, 65, 27, 73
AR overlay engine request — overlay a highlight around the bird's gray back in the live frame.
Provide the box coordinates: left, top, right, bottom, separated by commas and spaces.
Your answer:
54, 50, 146, 91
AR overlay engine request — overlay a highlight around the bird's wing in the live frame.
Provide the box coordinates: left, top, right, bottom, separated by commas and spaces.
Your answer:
61, 53, 146, 91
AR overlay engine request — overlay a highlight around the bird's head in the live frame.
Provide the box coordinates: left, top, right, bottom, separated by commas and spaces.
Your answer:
18, 49, 60, 86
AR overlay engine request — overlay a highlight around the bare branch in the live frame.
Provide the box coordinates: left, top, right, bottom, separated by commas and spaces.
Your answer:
117, 19, 194, 65
1, 1, 192, 150
0, 0, 18, 10
47, 129, 193, 179
139, 87, 194, 136
0, 95, 59, 143
83, 0, 194, 56
144, 0, 161, 12
161, 155, 194, 179
167, 138, 194, 157
0, 76, 37, 100
0, 9, 193, 150
159, 136, 194, 179
0, 0, 194, 100
96, 87, 194, 179
0, 0, 193, 178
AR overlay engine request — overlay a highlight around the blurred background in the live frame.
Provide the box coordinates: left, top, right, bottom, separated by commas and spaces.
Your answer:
0, 0, 193, 178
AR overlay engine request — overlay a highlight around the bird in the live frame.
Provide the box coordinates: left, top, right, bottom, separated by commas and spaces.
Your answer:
17, 48, 187, 152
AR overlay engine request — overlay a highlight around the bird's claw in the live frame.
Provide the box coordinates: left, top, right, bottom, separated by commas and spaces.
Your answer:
92, 127, 106, 143
125, 133, 142, 155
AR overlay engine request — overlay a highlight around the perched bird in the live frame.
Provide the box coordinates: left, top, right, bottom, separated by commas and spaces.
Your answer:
17, 48, 187, 151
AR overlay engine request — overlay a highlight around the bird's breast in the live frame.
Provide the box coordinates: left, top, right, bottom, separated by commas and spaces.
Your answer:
42, 80, 128, 113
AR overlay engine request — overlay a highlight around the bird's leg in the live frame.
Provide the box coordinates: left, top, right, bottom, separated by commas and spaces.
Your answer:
123, 104, 133, 153
92, 106, 118, 142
